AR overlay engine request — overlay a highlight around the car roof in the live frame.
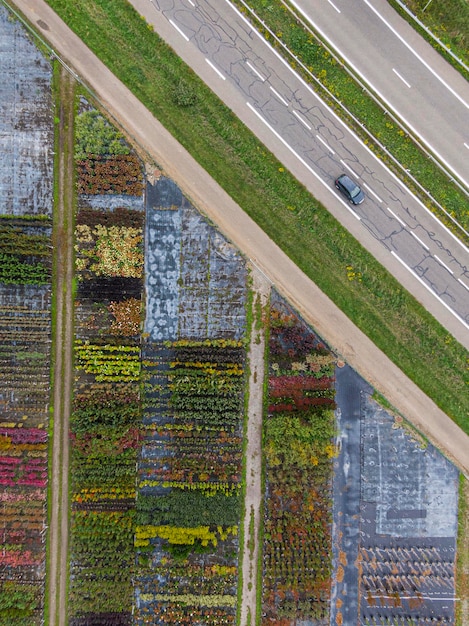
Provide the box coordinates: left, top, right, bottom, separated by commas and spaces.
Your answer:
338, 174, 356, 191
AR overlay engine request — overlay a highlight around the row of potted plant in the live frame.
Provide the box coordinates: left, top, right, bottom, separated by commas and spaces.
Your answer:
69, 111, 145, 624
262, 295, 337, 625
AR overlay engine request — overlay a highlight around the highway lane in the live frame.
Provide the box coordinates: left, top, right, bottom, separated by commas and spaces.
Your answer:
133, 0, 469, 342
290, 0, 469, 192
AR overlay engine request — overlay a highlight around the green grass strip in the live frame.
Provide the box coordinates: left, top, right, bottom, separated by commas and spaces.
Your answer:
456, 475, 469, 626
388, 0, 469, 74
43, 0, 468, 434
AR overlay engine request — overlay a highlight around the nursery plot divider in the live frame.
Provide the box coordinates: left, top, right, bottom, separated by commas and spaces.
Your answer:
46, 64, 75, 626
238, 267, 270, 626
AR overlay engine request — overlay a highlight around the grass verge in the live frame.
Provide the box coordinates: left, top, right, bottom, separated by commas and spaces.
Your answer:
42, 0, 469, 436
456, 474, 469, 626
388, 0, 469, 75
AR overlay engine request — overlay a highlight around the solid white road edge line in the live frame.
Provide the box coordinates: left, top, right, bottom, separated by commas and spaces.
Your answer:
169, 18, 189, 42
391, 251, 469, 331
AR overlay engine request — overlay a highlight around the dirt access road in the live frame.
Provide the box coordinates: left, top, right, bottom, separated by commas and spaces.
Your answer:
48, 64, 75, 626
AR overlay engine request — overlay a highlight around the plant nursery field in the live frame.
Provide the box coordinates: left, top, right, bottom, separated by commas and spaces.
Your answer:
69, 99, 250, 626
135, 176, 248, 624
65, 99, 461, 626
68, 100, 145, 625
68, 111, 341, 625
0, 4, 464, 626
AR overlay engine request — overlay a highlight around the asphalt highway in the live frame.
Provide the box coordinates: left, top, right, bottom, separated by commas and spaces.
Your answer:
291, 0, 469, 192
132, 0, 469, 348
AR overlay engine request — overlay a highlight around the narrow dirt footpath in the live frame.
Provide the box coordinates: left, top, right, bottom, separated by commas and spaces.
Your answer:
48, 65, 74, 626
239, 266, 271, 626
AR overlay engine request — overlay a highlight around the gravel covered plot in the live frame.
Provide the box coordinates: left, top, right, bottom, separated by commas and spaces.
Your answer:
145, 177, 247, 342
0, 283, 51, 425
332, 370, 459, 626
359, 402, 459, 625
79, 193, 145, 211
0, 5, 53, 216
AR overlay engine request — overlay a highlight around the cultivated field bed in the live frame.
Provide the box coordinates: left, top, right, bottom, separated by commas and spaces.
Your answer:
134, 176, 248, 624
262, 293, 337, 625
69, 103, 145, 625
0, 6, 54, 624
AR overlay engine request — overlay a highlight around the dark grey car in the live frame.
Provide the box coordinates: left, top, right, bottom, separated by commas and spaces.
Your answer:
335, 174, 365, 205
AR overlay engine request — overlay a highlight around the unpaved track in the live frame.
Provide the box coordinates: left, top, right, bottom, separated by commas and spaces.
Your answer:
239, 266, 271, 625
48, 65, 74, 626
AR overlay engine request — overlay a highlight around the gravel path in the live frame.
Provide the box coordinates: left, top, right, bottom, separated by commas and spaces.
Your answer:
239, 265, 271, 625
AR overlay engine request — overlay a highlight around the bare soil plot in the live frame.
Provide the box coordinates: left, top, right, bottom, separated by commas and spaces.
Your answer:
0, 5, 53, 216
332, 366, 459, 626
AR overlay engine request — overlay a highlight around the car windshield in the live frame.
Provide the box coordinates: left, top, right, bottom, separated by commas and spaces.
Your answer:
350, 185, 361, 198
